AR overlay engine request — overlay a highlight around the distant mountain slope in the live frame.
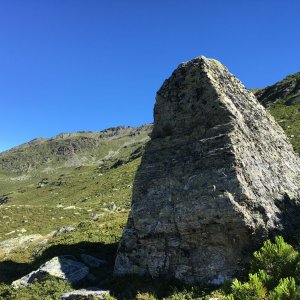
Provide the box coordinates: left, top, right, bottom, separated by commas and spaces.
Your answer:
0, 125, 152, 174
255, 72, 300, 107
0, 124, 152, 243
254, 72, 300, 154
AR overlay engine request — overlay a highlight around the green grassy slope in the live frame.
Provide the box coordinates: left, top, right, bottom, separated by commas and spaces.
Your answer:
254, 72, 300, 107
0, 125, 152, 174
0, 159, 140, 242
254, 71, 300, 154
0, 125, 151, 242
268, 98, 300, 154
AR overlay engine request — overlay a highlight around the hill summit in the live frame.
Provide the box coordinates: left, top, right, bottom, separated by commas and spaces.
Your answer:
114, 56, 300, 284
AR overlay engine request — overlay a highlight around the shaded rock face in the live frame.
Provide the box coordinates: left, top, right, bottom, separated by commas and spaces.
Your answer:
114, 56, 300, 284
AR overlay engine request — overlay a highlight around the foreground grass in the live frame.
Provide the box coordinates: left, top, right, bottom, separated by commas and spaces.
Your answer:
0, 211, 126, 299
2, 210, 300, 299
0, 211, 224, 300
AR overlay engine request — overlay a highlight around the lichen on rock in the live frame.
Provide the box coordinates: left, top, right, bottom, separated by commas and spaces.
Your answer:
114, 56, 300, 284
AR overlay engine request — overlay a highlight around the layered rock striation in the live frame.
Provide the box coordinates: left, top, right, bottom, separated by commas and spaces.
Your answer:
114, 56, 300, 284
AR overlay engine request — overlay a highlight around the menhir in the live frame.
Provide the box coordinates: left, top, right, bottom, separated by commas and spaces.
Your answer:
114, 56, 300, 284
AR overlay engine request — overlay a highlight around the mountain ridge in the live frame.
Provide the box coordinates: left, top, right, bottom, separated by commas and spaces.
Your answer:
0, 124, 152, 174
254, 71, 300, 107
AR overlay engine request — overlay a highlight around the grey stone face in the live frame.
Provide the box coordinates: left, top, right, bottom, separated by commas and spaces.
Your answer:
114, 56, 300, 284
12, 256, 89, 288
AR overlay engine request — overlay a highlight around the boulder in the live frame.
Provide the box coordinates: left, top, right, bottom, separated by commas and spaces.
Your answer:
53, 226, 76, 237
61, 288, 109, 299
12, 256, 89, 288
114, 56, 300, 284
80, 254, 107, 268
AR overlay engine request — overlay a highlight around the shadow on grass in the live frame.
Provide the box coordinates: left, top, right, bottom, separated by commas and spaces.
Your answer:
0, 241, 218, 299
0, 241, 118, 284
105, 274, 219, 300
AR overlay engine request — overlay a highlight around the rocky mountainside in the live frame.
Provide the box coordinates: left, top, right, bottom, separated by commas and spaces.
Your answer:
254, 72, 300, 154
255, 72, 300, 107
0, 125, 152, 174
115, 56, 300, 284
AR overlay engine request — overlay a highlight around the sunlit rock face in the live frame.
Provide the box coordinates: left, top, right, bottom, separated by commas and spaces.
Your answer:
114, 56, 300, 284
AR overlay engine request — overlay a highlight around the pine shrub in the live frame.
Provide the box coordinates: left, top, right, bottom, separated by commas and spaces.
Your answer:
269, 277, 300, 300
230, 273, 267, 300
226, 236, 300, 299
251, 236, 298, 288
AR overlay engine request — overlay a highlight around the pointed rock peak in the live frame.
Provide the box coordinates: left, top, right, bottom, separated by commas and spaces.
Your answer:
180, 55, 228, 72
115, 57, 300, 284
152, 55, 259, 140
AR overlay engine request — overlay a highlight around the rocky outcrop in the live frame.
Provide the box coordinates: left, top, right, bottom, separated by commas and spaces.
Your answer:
255, 72, 300, 107
114, 56, 300, 284
0, 234, 43, 255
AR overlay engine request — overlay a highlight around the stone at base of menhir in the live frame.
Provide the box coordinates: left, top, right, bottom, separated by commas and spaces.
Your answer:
61, 288, 110, 300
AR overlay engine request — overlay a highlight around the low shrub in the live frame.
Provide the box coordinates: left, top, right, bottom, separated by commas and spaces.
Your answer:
227, 236, 300, 299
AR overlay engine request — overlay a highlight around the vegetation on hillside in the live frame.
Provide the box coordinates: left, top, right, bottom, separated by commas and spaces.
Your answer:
0, 125, 151, 242
254, 72, 300, 107
268, 97, 300, 154
0, 125, 151, 174
1, 218, 300, 299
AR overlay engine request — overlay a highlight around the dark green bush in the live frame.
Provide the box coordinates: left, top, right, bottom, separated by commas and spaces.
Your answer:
227, 236, 300, 299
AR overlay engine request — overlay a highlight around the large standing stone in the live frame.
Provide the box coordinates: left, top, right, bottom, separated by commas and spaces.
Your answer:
114, 56, 300, 284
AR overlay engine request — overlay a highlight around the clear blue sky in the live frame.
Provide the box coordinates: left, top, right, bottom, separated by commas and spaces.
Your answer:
1, 0, 300, 152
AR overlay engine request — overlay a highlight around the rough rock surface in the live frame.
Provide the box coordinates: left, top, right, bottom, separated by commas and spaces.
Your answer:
80, 254, 107, 268
114, 56, 300, 284
12, 256, 89, 287
61, 288, 109, 299
0, 234, 43, 255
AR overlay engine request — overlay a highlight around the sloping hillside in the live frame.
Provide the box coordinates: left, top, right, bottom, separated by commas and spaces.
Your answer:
0, 125, 152, 174
255, 72, 300, 107
254, 72, 300, 153
0, 125, 152, 242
